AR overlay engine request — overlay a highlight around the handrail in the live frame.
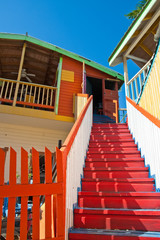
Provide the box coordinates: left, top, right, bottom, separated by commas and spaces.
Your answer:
119, 108, 127, 123
0, 77, 57, 110
127, 59, 151, 85
0, 77, 57, 90
56, 95, 93, 239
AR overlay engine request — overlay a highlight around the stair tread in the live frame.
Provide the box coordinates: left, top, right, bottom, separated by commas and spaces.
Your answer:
79, 191, 159, 197
74, 207, 160, 215
84, 167, 148, 171
69, 228, 160, 238
82, 178, 154, 182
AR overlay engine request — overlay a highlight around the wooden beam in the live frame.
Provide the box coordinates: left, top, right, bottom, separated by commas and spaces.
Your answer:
131, 29, 142, 38
13, 42, 27, 106
125, 7, 160, 57
139, 43, 153, 57
143, 12, 154, 21
127, 54, 147, 63
120, 44, 130, 53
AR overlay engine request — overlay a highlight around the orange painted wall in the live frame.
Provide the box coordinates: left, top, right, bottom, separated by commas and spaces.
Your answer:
86, 65, 111, 79
58, 56, 82, 117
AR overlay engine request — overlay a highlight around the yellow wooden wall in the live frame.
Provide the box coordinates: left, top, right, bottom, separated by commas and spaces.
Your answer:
139, 46, 160, 120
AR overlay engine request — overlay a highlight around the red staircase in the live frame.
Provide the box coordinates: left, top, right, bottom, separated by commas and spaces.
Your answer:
69, 123, 160, 239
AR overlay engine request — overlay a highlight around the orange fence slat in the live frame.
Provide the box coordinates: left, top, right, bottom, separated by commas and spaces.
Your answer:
6, 148, 17, 240
56, 195, 64, 237
20, 148, 29, 240
45, 148, 52, 238
53, 195, 57, 238
32, 148, 40, 239
0, 148, 5, 236
6, 198, 16, 240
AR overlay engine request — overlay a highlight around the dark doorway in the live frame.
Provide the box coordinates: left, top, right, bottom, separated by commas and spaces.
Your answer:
86, 76, 102, 114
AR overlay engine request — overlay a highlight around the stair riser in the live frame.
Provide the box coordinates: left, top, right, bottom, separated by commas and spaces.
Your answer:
87, 153, 141, 158
92, 129, 130, 132
93, 124, 127, 128
90, 136, 133, 140
85, 162, 144, 168
86, 157, 144, 162
84, 172, 149, 179
74, 214, 160, 231
89, 142, 136, 147
69, 233, 160, 240
81, 182, 154, 192
91, 133, 131, 136
87, 149, 140, 156
78, 196, 160, 209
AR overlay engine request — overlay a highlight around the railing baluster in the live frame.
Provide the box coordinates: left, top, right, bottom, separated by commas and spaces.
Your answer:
46, 88, 49, 106
24, 85, 28, 102
135, 77, 139, 99
50, 89, 53, 106
4, 81, 9, 99
42, 87, 45, 105
29, 85, 32, 102
131, 81, 135, 100
9, 82, 13, 100
0, 81, 5, 98
37, 87, 41, 104
33, 86, 37, 103
20, 84, 24, 101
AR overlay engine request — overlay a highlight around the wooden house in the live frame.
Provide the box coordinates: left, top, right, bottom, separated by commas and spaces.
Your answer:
0, 33, 123, 181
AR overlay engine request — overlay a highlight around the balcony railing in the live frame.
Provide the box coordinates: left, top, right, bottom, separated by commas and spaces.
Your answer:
126, 59, 151, 101
0, 78, 57, 111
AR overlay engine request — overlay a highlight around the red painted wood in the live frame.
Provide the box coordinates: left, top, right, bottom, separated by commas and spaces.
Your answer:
32, 148, 40, 239
6, 148, 17, 240
20, 148, 28, 240
0, 148, 5, 237
69, 123, 160, 240
45, 148, 52, 238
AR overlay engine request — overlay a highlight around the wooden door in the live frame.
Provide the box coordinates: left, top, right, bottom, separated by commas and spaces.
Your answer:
102, 79, 118, 121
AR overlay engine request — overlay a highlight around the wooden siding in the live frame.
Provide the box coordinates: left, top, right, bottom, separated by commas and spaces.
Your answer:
86, 65, 111, 79
139, 46, 160, 119
0, 123, 68, 182
58, 56, 82, 117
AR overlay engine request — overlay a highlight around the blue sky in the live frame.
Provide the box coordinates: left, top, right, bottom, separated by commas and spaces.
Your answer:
1, 0, 140, 107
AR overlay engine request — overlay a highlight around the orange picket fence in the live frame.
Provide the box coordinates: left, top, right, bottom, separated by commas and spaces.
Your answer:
0, 147, 64, 240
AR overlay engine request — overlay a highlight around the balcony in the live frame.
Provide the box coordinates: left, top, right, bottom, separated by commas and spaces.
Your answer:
0, 78, 57, 111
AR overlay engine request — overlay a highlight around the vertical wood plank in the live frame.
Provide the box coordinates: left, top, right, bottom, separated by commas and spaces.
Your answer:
20, 148, 28, 240
53, 195, 57, 237
0, 148, 5, 236
32, 148, 40, 240
6, 148, 16, 240
56, 148, 64, 237
45, 148, 52, 238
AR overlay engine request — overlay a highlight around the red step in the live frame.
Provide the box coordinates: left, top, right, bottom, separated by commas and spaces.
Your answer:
93, 123, 128, 128
81, 179, 154, 192
69, 229, 160, 240
89, 142, 136, 147
85, 160, 144, 168
69, 123, 160, 240
87, 147, 138, 153
74, 208, 160, 231
87, 153, 141, 159
78, 191, 160, 209
84, 167, 149, 179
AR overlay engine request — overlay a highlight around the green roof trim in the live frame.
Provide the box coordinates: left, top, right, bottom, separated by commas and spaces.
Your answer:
108, 0, 157, 66
0, 32, 124, 81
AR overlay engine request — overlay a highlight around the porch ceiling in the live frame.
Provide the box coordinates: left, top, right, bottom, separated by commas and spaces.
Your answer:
0, 39, 60, 86
108, 0, 160, 68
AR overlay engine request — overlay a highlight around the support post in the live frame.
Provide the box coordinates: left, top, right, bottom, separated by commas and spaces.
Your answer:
55, 57, 63, 115
13, 42, 27, 106
123, 56, 129, 97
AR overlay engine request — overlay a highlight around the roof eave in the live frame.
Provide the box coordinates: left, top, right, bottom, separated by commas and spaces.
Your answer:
0, 32, 124, 81
108, 0, 157, 67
